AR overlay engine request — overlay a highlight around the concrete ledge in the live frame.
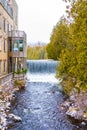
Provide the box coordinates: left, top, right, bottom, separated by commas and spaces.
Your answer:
0, 73, 12, 86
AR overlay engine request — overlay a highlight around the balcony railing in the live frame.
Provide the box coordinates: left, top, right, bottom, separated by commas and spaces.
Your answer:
0, 0, 13, 18
8, 30, 26, 38
11, 52, 26, 58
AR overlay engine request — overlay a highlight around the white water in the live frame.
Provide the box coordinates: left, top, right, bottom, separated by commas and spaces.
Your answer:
26, 73, 60, 83
26, 60, 60, 83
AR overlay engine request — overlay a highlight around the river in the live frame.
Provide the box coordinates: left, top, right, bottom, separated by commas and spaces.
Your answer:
9, 60, 85, 130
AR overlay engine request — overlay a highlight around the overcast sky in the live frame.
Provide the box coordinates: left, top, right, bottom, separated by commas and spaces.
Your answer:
17, 0, 66, 43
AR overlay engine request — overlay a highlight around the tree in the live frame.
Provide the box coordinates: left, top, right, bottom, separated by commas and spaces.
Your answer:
46, 17, 69, 60
56, 0, 87, 94
27, 45, 47, 59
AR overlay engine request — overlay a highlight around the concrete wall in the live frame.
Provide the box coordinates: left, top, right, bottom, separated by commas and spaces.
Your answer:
0, 73, 12, 86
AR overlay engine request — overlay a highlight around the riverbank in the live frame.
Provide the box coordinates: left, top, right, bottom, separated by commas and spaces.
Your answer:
0, 79, 25, 130
60, 89, 87, 126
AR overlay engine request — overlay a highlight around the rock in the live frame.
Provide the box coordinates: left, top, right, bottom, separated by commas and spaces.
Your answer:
83, 112, 87, 121
7, 120, 15, 129
66, 106, 78, 117
66, 106, 84, 120
14, 115, 22, 122
0, 80, 21, 130
9, 114, 22, 122
83, 100, 87, 107
61, 101, 71, 109
81, 121, 86, 126
69, 95, 76, 101
0, 90, 4, 100
0, 115, 7, 130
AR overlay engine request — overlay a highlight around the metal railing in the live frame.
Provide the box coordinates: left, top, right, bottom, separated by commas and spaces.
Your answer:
8, 30, 26, 38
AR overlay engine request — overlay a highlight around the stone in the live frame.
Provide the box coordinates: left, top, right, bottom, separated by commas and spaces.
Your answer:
0, 90, 4, 100
66, 106, 78, 117
13, 115, 22, 122
9, 114, 22, 122
81, 121, 86, 126
61, 101, 71, 109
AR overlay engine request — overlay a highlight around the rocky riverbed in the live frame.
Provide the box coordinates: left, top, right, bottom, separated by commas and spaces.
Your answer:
0, 79, 87, 130
0, 80, 25, 130
60, 89, 87, 126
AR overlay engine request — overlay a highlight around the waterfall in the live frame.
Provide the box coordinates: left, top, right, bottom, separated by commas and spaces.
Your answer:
27, 60, 58, 74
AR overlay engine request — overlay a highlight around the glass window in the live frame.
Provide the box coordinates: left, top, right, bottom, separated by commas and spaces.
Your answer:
0, 60, 1, 74
9, 24, 11, 31
4, 18, 6, 32
9, 40, 12, 52
0, 14, 2, 29
7, 23, 9, 34
3, 60, 6, 72
0, 38, 2, 51
13, 40, 19, 52
4, 39, 6, 52
19, 40, 23, 51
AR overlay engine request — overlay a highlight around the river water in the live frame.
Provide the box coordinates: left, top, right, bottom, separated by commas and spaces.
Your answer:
9, 60, 85, 130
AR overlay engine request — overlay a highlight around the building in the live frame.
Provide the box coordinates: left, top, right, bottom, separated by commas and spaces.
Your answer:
0, 0, 27, 84
8, 30, 27, 73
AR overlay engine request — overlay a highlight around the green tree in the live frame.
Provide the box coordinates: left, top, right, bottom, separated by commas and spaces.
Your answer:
56, 0, 87, 94
46, 17, 69, 60
27, 45, 47, 59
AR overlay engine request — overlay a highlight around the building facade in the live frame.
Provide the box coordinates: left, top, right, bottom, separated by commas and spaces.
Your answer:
8, 30, 27, 73
0, 0, 27, 79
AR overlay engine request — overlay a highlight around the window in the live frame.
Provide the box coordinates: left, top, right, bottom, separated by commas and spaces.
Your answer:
4, 39, 6, 52
3, 60, 6, 72
9, 40, 12, 52
0, 14, 2, 29
9, 24, 11, 31
19, 40, 23, 51
0, 60, 2, 74
11, 25, 13, 31
7, 23, 9, 34
13, 39, 24, 52
13, 40, 19, 52
3, 18, 6, 32
0, 38, 2, 51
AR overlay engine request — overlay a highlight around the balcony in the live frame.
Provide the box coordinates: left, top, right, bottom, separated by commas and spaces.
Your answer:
8, 30, 27, 58
9, 52, 26, 58
0, 0, 13, 18
8, 30, 26, 39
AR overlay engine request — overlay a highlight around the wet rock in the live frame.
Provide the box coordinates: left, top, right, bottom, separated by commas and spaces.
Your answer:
81, 121, 86, 126
9, 113, 22, 122
0, 114, 7, 130
83, 112, 87, 121
14, 116, 22, 122
14, 80, 26, 90
66, 106, 84, 120
0, 79, 25, 129
66, 107, 78, 117
64, 90, 87, 124
62, 101, 71, 108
